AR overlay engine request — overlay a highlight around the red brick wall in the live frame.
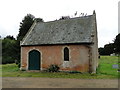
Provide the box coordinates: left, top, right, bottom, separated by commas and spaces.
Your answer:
21, 45, 90, 72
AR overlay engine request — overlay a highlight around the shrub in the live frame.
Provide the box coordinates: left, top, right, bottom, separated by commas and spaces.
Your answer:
48, 64, 60, 72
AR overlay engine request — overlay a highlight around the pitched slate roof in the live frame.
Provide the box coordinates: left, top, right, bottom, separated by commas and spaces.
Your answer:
21, 14, 96, 46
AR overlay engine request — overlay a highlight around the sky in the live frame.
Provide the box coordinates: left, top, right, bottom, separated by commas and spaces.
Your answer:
0, 0, 119, 47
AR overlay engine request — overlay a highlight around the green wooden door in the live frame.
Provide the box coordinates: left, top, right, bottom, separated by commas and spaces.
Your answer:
28, 50, 40, 70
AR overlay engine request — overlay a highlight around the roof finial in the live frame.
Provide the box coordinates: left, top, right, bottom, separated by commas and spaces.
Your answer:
74, 11, 77, 16
93, 10, 96, 15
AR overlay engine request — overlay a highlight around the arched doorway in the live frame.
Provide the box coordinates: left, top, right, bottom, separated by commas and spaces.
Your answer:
28, 50, 40, 70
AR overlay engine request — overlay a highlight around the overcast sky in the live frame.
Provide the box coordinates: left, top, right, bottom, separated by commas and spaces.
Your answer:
0, 0, 119, 47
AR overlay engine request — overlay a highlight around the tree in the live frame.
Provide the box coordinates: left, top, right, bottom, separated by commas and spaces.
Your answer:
103, 43, 114, 55
17, 14, 35, 41
2, 36, 16, 64
98, 47, 105, 55
4, 35, 15, 40
114, 33, 120, 54
98, 43, 114, 55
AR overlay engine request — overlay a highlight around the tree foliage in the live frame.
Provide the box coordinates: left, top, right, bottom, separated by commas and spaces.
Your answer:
98, 47, 104, 55
2, 36, 16, 64
17, 14, 35, 41
98, 43, 114, 55
114, 33, 120, 54
104, 43, 114, 55
99, 34, 120, 55
4, 35, 15, 40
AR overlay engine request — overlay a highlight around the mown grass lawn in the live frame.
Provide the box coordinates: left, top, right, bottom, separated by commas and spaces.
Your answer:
1, 56, 120, 79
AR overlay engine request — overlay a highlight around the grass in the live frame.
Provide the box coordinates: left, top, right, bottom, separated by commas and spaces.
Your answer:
1, 56, 120, 79
97, 56, 119, 76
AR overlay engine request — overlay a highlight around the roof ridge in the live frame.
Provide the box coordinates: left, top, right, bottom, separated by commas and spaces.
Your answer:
39, 15, 93, 24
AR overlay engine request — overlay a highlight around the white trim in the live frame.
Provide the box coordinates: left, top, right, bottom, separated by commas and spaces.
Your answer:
27, 48, 42, 70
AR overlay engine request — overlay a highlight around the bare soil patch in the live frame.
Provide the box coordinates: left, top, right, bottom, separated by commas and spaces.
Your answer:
2, 77, 118, 88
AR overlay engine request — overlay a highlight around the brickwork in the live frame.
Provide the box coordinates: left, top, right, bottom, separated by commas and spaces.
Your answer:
21, 45, 90, 72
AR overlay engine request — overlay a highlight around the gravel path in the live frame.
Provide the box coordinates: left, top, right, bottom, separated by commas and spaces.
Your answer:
2, 77, 118, 88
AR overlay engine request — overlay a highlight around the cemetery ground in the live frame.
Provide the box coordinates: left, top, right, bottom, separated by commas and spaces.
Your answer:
1, 56, 119, 78
1, 56, 120, 88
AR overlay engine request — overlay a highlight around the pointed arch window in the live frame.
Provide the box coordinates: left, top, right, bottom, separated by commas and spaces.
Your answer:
64, 47, 69, 61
